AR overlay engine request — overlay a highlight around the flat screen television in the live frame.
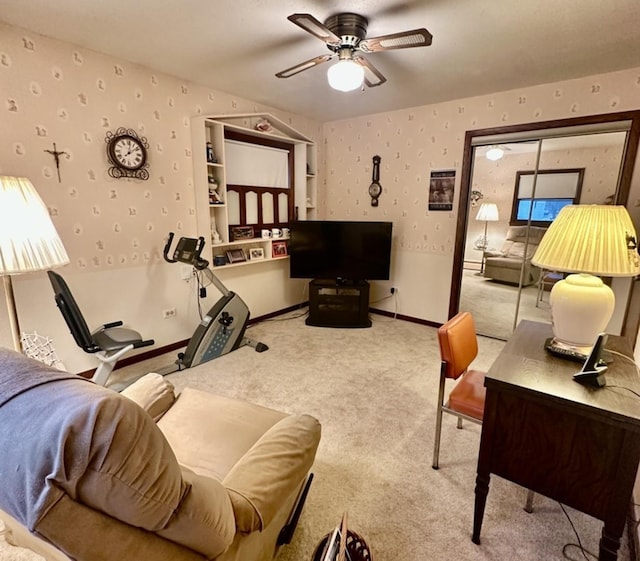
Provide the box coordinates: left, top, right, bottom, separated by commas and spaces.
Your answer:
289, 221, 392, 281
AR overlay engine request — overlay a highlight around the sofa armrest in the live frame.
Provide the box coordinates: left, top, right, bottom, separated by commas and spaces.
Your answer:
222, 414, 321, 532
484, 250, 504, 258
120, 373, 175, 421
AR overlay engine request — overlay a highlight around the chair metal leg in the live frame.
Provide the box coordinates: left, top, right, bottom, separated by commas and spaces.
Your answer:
524, 489, 535, 513
456, 416, 463, 429
432, 405, 444, 470
432, 371, 447, 470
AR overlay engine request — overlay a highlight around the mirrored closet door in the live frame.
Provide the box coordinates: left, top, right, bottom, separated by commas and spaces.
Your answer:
455, 116, 635, 340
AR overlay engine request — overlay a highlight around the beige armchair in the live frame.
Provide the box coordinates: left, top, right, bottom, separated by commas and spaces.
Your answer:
483, 226, 547, 286
0, 348, 321, 561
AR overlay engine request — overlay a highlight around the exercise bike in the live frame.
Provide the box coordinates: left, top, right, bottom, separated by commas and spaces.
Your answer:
160, 232, 268, 374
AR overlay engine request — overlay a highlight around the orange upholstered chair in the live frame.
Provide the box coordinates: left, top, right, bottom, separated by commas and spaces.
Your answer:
432, 311, 486, 470
432, 312, 535, 511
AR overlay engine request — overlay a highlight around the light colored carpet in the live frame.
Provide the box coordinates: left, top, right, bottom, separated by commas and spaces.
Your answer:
460, 269, 551, 340
0, 311, 632, 561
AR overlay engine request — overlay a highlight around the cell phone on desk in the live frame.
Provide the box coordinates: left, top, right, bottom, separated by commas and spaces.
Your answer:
573, 333, 608, 388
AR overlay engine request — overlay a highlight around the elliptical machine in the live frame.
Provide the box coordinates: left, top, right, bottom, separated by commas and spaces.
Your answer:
160, 232, 268, 373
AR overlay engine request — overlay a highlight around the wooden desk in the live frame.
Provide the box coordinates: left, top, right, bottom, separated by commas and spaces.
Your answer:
472, 321, 640, 561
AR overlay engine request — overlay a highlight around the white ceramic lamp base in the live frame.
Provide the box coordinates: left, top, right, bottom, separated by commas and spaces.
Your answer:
549, 273, 614, 353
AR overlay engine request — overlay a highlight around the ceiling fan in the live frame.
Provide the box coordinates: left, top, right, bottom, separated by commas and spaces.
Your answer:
276, 13, 433, 92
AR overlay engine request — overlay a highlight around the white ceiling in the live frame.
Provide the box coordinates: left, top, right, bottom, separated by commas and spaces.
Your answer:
2, 0, 640, 122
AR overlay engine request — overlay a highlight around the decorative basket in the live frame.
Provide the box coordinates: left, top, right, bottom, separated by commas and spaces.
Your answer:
311, 528, 372, 561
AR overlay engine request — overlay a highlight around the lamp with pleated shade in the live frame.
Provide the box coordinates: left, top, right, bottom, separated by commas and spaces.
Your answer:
0, 176, 69, 351
474, 202, 500, 250
531, 204, 639, 355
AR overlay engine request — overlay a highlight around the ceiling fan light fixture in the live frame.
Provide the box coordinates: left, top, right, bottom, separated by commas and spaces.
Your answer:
327, 59, 364, 92
486, 146, 505, 161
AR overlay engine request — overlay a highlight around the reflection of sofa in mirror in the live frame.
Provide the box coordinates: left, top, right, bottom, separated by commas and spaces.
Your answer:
483, 226, 547, 286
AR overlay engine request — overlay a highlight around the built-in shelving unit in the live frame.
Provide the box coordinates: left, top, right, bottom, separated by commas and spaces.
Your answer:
190, 113, 317, 268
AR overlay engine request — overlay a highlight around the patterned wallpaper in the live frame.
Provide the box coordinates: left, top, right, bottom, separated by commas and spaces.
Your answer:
0, 22, 322, 273
322, 67, 640, 269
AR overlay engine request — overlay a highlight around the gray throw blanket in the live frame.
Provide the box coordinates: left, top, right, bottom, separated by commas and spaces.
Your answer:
0, 347, 190, 543
0, 347, 94, 529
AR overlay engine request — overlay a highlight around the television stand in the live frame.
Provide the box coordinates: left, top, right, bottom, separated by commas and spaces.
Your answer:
306, 279, 371, 328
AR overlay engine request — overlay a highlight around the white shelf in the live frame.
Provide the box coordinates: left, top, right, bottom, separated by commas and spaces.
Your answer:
193, 113, 315, 269
213, 236, 289, 248
212, 255, 289, 270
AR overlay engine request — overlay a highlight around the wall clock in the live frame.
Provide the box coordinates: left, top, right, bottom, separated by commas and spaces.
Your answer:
105, 127, 150, 180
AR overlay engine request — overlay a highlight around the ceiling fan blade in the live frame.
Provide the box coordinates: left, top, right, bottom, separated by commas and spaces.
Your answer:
276, 54, 334, 79
287, 13, 342, 45
358, 28, 433, 52
354, 56, 387, 88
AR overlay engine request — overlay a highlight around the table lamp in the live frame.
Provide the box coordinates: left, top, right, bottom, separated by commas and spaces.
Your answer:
0, 176, 69, 351
531, 204, 639, 355
474, 202, 499, 249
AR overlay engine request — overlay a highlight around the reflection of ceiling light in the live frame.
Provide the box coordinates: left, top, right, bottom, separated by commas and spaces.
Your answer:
485, 146, 504, 161
327, 59, 364, 92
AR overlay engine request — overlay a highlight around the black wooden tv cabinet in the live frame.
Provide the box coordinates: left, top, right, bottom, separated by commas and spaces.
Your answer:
306, 279, 371, 328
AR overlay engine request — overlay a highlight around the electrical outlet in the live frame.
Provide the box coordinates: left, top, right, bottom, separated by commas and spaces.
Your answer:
162, 308, 177, 319
390, 287, 397, 294
180, 266, 192, 281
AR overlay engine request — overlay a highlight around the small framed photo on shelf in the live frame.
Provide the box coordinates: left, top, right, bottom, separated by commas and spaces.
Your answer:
272, 240, 288, 258
249, 247, 265, 261
226, 248, 247, 264
230, 226, 255, 241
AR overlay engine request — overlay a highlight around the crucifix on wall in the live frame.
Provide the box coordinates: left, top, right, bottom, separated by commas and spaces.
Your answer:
44, 142, 67, 183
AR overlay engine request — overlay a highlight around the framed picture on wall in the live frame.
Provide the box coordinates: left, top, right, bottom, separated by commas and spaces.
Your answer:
272, 240, 288, 258
428, 170, 455, 211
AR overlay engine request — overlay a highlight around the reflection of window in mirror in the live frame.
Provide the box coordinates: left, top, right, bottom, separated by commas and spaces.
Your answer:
224, 130, 294, 238
511, 168, 584, 227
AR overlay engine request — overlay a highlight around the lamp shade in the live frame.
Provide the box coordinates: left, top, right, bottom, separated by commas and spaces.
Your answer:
327, 59, 364, 92
531, 205, 639, 276
0, 176, 69, 274
475, 203, 499, 222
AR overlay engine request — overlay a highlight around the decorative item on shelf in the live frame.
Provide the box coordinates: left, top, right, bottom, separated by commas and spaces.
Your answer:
272, 240, 288, 258
368, 155, 382, 207
105, 127, 150, 180
282, 227, 290, 238
206, 142, 218, 163
474, 202, 499, 249
211, 225, 222, 245
213, 254, 227, 267
0, 176, 70, 351
255, 118, 273, 133
230, 226, 255, 241
470, 189, 484, 207
272, 228, 282, 239
531, 204, 640, 357
226, 248, 247, 264
261, 229, 272, 239
208, 176, 222, 204
249, 247, 265, 261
